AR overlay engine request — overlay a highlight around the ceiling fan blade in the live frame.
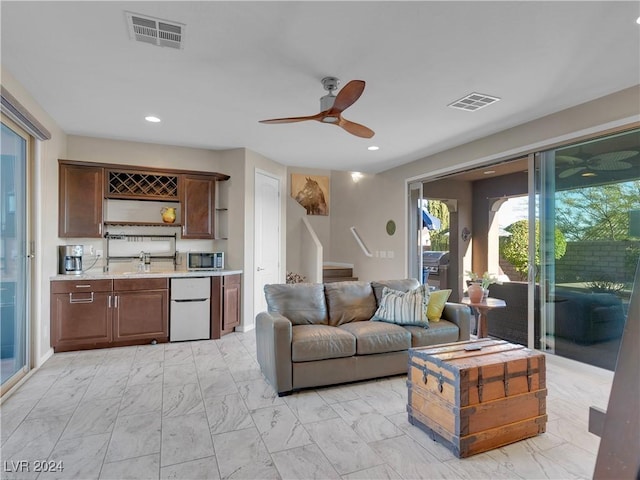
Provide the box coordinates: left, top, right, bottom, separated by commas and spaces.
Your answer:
558, 166, 586, 178
259, 113, 322, 124
330, 80, 365, 114
338, 118, 375, 138
590, 159, 633, 171
589, 151, 638, 163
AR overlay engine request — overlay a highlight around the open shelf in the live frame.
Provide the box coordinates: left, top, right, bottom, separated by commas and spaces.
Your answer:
104, 221, 181, 227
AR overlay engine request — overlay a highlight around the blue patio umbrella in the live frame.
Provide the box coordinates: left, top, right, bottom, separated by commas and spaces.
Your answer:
422, 209, 441, 230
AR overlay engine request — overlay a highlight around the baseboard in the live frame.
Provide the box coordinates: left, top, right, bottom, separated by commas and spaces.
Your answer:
236, 323, 255, 333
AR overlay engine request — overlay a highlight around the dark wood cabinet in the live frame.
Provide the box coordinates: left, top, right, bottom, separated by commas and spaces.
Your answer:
182, 175, 216, 239
58, 160, 229, 239
211, 274, 241, 339
51, 279, 113, 350
58, 163, 103, 238
51, 277, 168, 352
113, 278, 168, 343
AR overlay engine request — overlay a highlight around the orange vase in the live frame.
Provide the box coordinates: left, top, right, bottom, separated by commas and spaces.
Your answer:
468, 283, 484, 303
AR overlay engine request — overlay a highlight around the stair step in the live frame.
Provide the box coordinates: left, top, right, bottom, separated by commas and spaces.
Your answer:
322, 267, 353, 278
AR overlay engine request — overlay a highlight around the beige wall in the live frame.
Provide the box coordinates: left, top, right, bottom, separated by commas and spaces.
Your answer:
2, 67, 68, 366
330, 170, 406, 281
329, 86, 640, 290
242, 149, 287, 331
285, 168, 331, 276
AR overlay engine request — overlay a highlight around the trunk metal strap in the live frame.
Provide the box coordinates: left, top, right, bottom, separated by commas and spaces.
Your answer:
504, 362, 510, 396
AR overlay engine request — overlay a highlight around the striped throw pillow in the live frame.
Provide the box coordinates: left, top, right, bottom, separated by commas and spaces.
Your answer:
372, 284, 430, 327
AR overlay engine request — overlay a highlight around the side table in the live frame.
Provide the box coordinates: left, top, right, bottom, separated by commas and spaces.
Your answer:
460, 297, 506, 338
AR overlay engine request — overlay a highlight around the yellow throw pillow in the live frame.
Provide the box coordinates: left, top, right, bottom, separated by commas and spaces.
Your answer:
426, 289, 452, 321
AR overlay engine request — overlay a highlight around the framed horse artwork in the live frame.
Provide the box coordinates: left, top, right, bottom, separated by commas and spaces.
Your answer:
291, 174, 330, 216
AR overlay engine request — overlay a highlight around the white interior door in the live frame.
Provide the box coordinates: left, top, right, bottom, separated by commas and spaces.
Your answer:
254, 171, 281, 316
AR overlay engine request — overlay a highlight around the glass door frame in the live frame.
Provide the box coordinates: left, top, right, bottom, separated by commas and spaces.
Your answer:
1, 114, 33, 396
407, 181, 424, 283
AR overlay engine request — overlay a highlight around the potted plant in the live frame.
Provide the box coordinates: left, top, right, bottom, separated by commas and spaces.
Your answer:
466, 271, 502, 302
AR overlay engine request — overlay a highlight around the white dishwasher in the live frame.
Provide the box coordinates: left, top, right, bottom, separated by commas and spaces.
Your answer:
170, 277, 211, 342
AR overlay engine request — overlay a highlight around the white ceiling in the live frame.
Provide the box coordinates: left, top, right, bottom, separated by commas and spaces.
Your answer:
2, 1, 639, 173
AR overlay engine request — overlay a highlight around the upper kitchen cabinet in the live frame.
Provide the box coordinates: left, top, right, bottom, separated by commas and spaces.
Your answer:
58, 159, 230, 238
59, 161, 104, 238
182, 175, 216, 239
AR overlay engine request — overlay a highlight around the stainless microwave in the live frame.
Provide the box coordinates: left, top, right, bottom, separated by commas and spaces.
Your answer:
187, 252, 224, 270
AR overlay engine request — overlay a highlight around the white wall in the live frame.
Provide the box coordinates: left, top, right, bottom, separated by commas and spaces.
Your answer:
2, 67, 68, 367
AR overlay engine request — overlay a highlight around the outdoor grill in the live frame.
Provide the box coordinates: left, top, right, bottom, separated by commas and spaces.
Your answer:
423, 251, 450, 289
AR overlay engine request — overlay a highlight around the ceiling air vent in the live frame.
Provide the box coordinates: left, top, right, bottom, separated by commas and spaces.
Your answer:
126, 12, 185, 49
448, 92, 501, 112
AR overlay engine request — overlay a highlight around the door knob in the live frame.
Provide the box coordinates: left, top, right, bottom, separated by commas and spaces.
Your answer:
257, 267, 265, 271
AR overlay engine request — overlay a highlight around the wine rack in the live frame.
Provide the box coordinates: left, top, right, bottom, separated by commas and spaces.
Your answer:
107, 170, 179, 200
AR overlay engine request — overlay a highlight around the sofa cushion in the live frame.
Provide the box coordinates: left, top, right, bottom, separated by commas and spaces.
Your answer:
325, 281, 377, 326
426, 289, 452, 321
372, 279, 420, 306
264, 283, 328, 325
404, 320, 460, 347
291, 325, 356, 362
372, 284, 430, 327
339, 321, 411, 355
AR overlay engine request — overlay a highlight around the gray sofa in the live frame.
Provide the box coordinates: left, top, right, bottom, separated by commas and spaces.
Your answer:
256, 279, 471, 395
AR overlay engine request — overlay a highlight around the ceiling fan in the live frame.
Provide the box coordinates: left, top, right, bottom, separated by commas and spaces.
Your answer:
259, 77, 375, 138
557, 150, 637, 178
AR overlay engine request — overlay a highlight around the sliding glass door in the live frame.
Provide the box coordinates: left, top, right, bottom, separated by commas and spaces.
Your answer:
536, 128, 640, 370
1, 118, 30, 393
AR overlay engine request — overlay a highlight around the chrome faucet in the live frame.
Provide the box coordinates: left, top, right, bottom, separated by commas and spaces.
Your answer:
138, 251, 151, 272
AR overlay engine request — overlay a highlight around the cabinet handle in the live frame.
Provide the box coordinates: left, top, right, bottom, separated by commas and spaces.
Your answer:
75, 284, 91, 288
108, 295, 111, 308
69, 292, 94, 304
99, 223, 102, 235
114, 295, 119, 308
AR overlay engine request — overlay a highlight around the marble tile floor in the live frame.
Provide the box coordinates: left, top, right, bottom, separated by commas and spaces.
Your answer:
0, 331, 613, 480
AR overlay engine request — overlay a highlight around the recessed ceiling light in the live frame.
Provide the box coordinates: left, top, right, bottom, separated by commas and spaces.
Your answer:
368, 145, 379, 151
636, 16, 640, 24
145, 116, 161, 123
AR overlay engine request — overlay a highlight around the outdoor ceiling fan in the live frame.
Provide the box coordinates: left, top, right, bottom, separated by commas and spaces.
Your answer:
557, 150, 637, 178
259, 77, 375, 138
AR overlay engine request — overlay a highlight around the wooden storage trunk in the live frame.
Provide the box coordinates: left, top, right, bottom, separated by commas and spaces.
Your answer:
407, 339, 547, 458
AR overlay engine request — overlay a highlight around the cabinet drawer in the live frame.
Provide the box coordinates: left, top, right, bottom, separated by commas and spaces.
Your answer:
113, 277, 168, 291
51, 279, 113, 294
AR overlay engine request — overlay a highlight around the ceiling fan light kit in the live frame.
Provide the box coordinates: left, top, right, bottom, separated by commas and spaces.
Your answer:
259, 77, 375, 138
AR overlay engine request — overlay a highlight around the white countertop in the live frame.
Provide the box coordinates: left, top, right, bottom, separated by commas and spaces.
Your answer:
50, 269, 243, 281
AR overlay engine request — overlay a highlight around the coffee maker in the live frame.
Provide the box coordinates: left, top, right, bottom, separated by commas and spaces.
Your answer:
58, 245, 84, 275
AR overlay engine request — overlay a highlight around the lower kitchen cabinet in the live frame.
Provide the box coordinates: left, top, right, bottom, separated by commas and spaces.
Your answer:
51, 279, 113, 351
211, 274, 241, 339
51, 278, 168, 352
113, 278, 169, 343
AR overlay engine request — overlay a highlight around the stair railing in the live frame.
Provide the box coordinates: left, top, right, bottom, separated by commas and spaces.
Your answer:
350, 226, 373, 257
301, 216, 323, 282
